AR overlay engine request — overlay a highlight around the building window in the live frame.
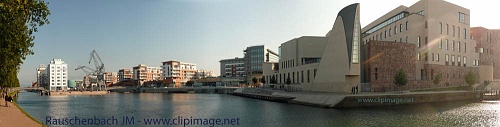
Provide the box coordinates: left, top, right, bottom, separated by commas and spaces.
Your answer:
458, 56, 461, 66
459, 12, 465, 23
406, 21, 409, 30
446, 24, 449, 35
389, 28, 391, 36
439, 39, 442, 49
400, 24, 403, 32
464, 42, 467, 52
301, 71, 304, 83
452, 41, 455, 51
464, 28, 467, 39
394, 26, 397, 34
452, 25, 455, 36
458, 27, 460, 38
458, 42, 460, 52
446, 40, 449, 50
385, 30, 387, 38
352, 19, 360, 64
445, 54, 449, 65
421, 69, 425, 80
439, 22, 442, 34
375, 68, 378, 80
432, 53, 434, 61
436, 54, 439, 61
417, 36, 421, 47
480, 48, 484, 53
400, 38, 402, 43
425, 53, 428, 61
314, 69, 317, 78
307, 70, 310, 83
452, 55, 455, 66
463, 57, 466, 67
425, 36, 428, 46
417, 53, 420, 61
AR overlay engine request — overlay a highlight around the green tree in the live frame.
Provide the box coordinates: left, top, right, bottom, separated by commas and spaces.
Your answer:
465, 70, 477, 88
0, 0, 50, 88
252, 77, 257, 85
186, 81, 194, 87
270, 75, 277, 84
261, 76, 266, 84
433, 73, 442, 85
286, 75, 291, 85
393, 69, 408, 87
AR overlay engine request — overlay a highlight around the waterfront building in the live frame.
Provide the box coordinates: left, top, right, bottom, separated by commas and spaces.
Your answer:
118, 68, 133, 82
263, 3, 361, 93
104, 72, 118, 86
360, 0, 480, 91
35, 64, 46, 88
219, 57, 246, 82
196, 69, 214, 79
40, 59, 68, 91
471, 27, 500, 81
161, 60, 197, 87
244, 45, 279, 82
133, 64, 163, 85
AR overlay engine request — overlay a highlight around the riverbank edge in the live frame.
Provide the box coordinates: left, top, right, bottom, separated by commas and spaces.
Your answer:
9, 91, 46, 127
233, 88, 478, 108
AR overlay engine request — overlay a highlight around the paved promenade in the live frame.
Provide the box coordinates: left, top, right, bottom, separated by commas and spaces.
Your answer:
0, 100, 42, 127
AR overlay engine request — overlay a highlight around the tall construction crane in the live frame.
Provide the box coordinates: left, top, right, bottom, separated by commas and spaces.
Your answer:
75, 65, 96, 91
88, 50, 106, 91
75, 65, 95, 75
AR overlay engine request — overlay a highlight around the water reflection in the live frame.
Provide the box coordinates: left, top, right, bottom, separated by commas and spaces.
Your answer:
16, 92, 500, 127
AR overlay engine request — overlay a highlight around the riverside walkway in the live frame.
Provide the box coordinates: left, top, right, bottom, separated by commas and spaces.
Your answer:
0, 101, 42, 127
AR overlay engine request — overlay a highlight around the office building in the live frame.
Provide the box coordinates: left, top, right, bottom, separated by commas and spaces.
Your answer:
36, 64, 46, 88
40, 59, 68, 91
161, 60, 197, 87
471, 27, 500, 81
361, 0, 480, 91
244, 45, 279, 81
219, 57, 246, 82
263, 3, 361, 93
133, 64, 163, 85
118, 68, 133, 82
104, 72, 118, 86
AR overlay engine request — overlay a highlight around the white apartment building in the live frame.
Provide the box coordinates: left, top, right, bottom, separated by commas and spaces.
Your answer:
41, 59, 68, 91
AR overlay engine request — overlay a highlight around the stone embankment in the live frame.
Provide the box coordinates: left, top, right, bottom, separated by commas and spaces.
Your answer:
233, 88, 480, 108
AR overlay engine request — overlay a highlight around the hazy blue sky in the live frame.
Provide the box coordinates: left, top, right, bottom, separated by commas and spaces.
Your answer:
18, 0, 499, 86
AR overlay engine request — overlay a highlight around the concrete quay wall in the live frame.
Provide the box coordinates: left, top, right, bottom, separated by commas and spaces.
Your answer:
234, 88, 477, 108
49, 91, 109, 96
335, 91, 475, 108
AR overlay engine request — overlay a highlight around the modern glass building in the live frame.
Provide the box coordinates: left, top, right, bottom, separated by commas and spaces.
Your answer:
244, 45, 279, 75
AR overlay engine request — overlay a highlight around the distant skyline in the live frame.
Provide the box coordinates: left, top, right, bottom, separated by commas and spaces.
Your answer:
18, 0, 499, 86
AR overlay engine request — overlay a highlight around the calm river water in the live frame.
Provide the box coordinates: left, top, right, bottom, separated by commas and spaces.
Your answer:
16, 92, 500, 127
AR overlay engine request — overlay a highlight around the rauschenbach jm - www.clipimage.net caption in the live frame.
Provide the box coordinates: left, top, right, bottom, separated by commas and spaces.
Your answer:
45, 116, 240, 126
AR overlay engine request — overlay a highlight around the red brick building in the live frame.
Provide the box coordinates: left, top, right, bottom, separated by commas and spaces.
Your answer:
471, 27, 500, 80
365, 41, 479, 92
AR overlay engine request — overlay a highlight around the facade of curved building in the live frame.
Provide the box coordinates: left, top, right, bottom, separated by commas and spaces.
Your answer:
263, 3, 361, 93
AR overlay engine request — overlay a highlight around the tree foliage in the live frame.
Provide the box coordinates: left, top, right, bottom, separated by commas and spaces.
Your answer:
252, 77, 257, 84
270, 75, 277, 84
260, 76, 266, 84
433, 73, 442, 85
465, 70, 477, 87
393, 69, 408, 86
0, 0, 50, 88
286, 75, 291, 85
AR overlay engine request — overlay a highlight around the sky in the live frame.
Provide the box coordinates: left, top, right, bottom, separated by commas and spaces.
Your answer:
17, 0, 499, 86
